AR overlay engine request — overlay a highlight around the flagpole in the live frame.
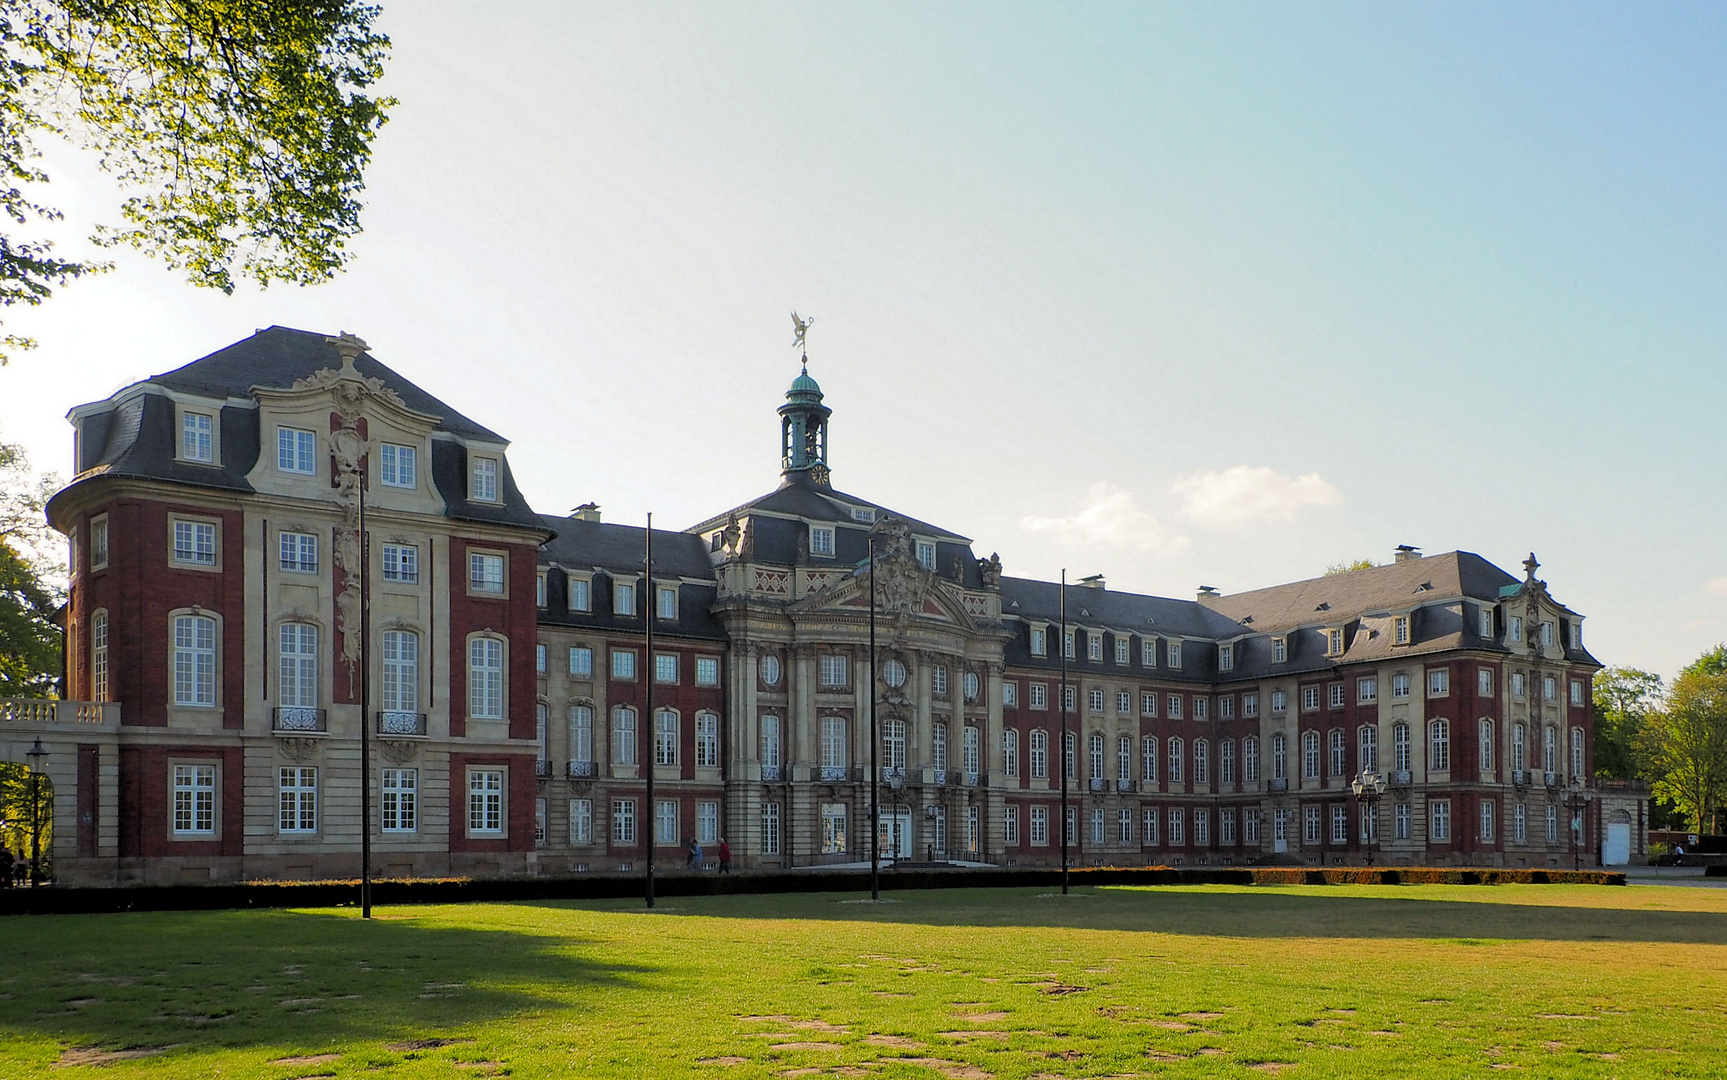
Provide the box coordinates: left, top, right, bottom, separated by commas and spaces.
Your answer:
644, 513, 655, 909
1059, 568, 1069, 896
869, 536, 879, 901
359, 470, 372, 918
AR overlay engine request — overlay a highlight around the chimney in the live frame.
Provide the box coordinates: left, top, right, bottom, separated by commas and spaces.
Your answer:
1393, 544, 1421, 563
1197, 585, 1220, 604
1077, 574, 1106, 590
572, 502, 602, 523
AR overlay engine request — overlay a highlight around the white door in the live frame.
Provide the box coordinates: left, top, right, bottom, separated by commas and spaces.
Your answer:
1602, 822, 1631, 866
878, 810, 913, 858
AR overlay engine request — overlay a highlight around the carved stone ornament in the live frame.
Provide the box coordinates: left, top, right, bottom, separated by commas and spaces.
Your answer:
278, 738, 323, 763
980, 552, 1003, 589
378, 739, 421, 764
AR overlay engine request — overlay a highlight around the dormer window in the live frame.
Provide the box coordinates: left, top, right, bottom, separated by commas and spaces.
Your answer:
1087, 634, 1103, 662
471, 456, 499, 502
1541, 621, 1555, 647
1480, 607, 1495, 638
1115, 638, 1130, 665
1142, 638, 1158, 666
1272, 637, 1287, 664
1509, 616, 1523, 643
916, 540, 936, 570
613, 580, 636, 616
380, 443, 417, 488
277, 427, 316, 475
1064, 631, 1075, 660
809, 525, 835, 557
1326, 628, 1345, 656
182, 410, 214, 462
1166, 640, 1183, 669
1030, 627, 1048, 657
1218, 644, 1234, 672
1392, 616, 1410, 645
851, 507, 875, 523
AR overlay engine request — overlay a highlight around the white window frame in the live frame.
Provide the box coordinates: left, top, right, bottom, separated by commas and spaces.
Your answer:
696, 656, 720, 686
172, 613, 219, 707
279, 766, 318, 834
171, 762, 217, 836
468, 768, 506, 836
171, 517, 219, 569
279, 531, 318, 574
468, 636, 505, 720
277, 426, 317, 475
569, 646, 594, 678
382, 768, 418, 833
181, 409, 215, 463
379, 442, 417, 488
568, 575, 592, 612
470, 455, 500, 503
469, 551, 507, 596
809, 525, 835, 558
382, 543, 419, 584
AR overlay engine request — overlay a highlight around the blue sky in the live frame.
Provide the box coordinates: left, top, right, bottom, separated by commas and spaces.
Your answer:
6, 3, 1724, 678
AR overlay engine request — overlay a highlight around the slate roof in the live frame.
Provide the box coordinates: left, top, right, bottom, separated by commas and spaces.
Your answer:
1204, 552, 1517, 631
536, 515, 726, 641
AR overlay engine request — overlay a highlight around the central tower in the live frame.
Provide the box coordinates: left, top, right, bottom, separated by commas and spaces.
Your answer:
778, 364, 831, 486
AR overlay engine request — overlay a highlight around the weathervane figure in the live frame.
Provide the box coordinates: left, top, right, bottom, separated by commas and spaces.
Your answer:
791, 311, 814, 363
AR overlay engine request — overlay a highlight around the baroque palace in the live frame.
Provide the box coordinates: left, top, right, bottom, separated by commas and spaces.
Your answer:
7, 327, 1644, 885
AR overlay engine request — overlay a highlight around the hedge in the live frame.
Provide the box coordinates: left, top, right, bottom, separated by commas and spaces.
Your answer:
0, 863, 1624, 917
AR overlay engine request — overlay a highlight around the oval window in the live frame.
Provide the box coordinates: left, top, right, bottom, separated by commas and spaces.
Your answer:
963, 671, 980, 701
882, 659, 907, 688
761, 654, 782, 686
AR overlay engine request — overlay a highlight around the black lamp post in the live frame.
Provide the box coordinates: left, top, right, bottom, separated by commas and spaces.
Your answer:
1351, 770, 1386, 867
25, 739, 47, 887
1566, 777, 1594, 871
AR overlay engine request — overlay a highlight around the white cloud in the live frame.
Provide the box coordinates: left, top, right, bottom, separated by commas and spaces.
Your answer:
1705, 577, 1727, 598
1170, 465, 1343, 526
1019, 482, 1189, 554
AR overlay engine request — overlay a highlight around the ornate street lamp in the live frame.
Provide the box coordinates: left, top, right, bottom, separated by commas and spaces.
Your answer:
887, 768, 905, 864
1350, 770, 1386, 867
25, 739, 47, 887
1566, 777, 1595, 871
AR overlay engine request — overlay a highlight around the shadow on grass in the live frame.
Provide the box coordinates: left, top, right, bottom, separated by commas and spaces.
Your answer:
552, 884, 1727, 945
0, 908, 648, 1056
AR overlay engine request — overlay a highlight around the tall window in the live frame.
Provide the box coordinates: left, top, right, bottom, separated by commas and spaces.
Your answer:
1545, 804, 1557, 844
821, 716, 848, 773
1087, 634, 1103, 662
697, 801, 718, 845
1331, 804, 1348, 844
381, 630, 418, 719
916, 540, 936, 570
655, 709, 678, 766
1144, 807, 1159, 845
471, 456, 499, 502
1358, 677, 1377, 704
1115, 637, 1130, 665
760, 715, 781, 775
382, 543, 419, 583
1088, 732, 1105, 780
91, 610, 109, 701
90, 516, 108, 568
1030, 627, 1047, 656
1513, 722, 1527, 771
611, 650, 636, 680
612, 707, 638, 765
1272, 637, 1287, 663
1303, 806, 1321, 844
1571, 728, 1585, 777
1395, 802, 1410, 840
1169, 807, 1185, 845
278, 427, 316, 474
1194, 738, 1210, 785
656, 800, 678, 844
278, 623, 319, 711
963, 725, 980, 777
568, 577, 591, 611
1302, 731, 1320, 780
1358, 725, 1378, 773
1166, 641, 1182, 669
1222, 807, 1237, 844
1544, 726, 1557, 771
614, 799, 637, 844
468, 769, 504, 834
1090, 807, 1105, 845
1220, 739, 1236, 785
1272, 733, 1287, 780
656, 585, 678, 620
1430, 799, 1451, 842
1429, 719, 1451, 771
1168, 736, 1184, 784
1006, 805, 1020, 846
1142, 736, 1158, 783
1327, 729, 1346, 776
1393, 723, 1411, 771
1479, 719, 1494, 771
1480, 800, 1496, 841
1243, 735, 1259, 782
1030, 729, 1048, 779
172, 763, 216, 834
1168, 694, 1182, 719
380, 443, 417, 487
821, 804, 847, 853
1244, 692, 1258, 718
655, 653, 678, 684
182, 411, 213, 461
571, 798, 594, 844
382, 768, 418, 832
613, 580, 636, 616
1218, 643, 1234, 672
1065, 732, 1077, 780
469, 637, 504, 719
1002, 729, 1019, 777
821, 653, 849, 688
1479, 667, 1494, 696
696, 712, 719, 768
173, 614, 218, 706
470, 552, 505, 594
279, 767, 318, 833
1117, 735, 1133, 781
1513, 802, 1527, 842
569, 646, 593, 678
1030, 805, 1048, 846
884, 719, 907, 771
570, 705, 594, 767
762, 802, 782, 855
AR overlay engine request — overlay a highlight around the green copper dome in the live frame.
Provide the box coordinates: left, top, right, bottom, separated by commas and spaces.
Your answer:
788, 366, 822, 397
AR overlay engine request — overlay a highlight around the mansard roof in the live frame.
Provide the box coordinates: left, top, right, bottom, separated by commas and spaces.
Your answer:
689, 473, 970, 542
1000, 576, 1243, 640
1204, 551, 1516, 631
536, 515, 727, 641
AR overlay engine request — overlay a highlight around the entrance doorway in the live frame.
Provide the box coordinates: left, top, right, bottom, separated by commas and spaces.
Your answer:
879, 809, 912, 859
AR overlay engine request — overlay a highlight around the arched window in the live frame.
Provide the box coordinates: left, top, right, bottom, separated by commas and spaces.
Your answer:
1570, 727, 1585, 777
1271, 732, 1287, 780
1358, 725, 1378, 774
1168, 736, 1184, 784
1328, 728, 1346, 777
468, 636, 504, 719
760, 715, 782, 775
172, 613, 218, 706
1429, 718, 1451, 771
1243, 735, 1260, 783
1001, 728, 1018, 777
1064, 731, 1077, 780
821, 715, 848, 775
696, 711, 719, 768
1478, 719, 1494, 771
1194, 738, 1210, 785
1088, 732, 1105, 780
884, 718, 907, 771
91, 609, 109, 702
536, 701, 549, 764
1117, 734, 1133, 781
1220, 739, 1236, 785
1030, 729, 1048, 779
279, 622, 319, 712
932, 721, 949, 774
381, 629, 420, 718
1543, 726, 1557, 772
963, 724, 981, 777
570, 704, 594, 767
612, 706, 637, 765
1392, 723, 1410, 772
1302, 730, 1321, 780
655, 708, 678, 766
1513, 722, 1527, 771
1142, 735, 1158, 783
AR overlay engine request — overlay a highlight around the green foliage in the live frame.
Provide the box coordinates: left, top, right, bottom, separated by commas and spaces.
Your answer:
0, 1, 393, 361
1324, 557, 1377, 576
0, 434, 59, 695
0, 760, 51, 873
1638, 654, 1727, 833
1592, 666, 1664, 780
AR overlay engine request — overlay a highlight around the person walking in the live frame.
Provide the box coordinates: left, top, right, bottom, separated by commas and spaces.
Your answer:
0, 846, 13, 888
691, 839, 704, 870
718, 837, 731, 874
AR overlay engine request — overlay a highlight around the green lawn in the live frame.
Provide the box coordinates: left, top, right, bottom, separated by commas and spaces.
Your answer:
3, 883, 1725, 1078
